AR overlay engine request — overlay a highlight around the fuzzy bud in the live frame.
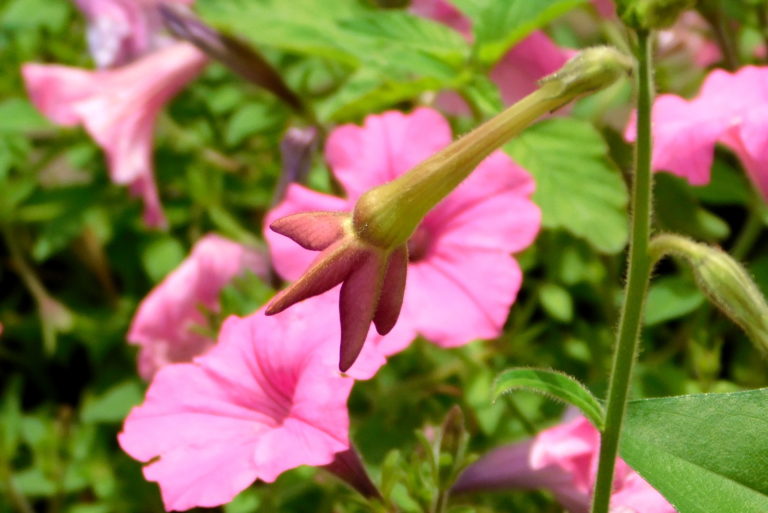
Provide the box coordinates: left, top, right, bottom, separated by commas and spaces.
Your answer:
650, 234, 768, 355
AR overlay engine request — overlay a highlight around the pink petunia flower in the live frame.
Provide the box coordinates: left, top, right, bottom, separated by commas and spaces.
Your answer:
23, 42, 206, 227
411, 0, 573, 108
265, 108, 541, 358
453, 415, 675, 513
127, 234, 269, 380
625, 65, 768, 200
118, 295, 385, 511
22, 0, 205, 227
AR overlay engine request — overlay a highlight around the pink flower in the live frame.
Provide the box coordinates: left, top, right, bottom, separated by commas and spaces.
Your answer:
22, 42, 206, 226
657, 11, 720, 67
411, 0, 573, 108
592, 0, 616, 17
625, 66, 768, 200
454, 415, 675, 513
118, 296, 385, 511
127, 234, 269, 380
265, 108, 540, 358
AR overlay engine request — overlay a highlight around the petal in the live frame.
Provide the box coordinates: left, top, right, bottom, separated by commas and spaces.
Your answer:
128, 234, 268, 378
74, 43, 206, 185
339, 250, 388, 371
265, 184, 350, 281
373, 246, 408, 336
22, 64, 95, 126
120, 307, 361, 510
427, 150, 535, 225
728, 106, 768, 201
270, 211, 348, 251
426, 151, 541, 254
402, 247, 522, 346
610, 472, 677, 513
325, 107, 453, 199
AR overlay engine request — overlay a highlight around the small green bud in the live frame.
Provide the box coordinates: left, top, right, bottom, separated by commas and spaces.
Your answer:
539, 46, 634, 101
650, 234, 768, 355
618, 0, 696, 30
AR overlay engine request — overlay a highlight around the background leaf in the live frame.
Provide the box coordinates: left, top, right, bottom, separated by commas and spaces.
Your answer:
451, 0, 586, 65
506, 118, 629, 253
622, 389, 768, 513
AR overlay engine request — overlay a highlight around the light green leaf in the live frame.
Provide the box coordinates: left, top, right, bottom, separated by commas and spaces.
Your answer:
622, 389, 768, 513
197, 0, 365, 65
141, 236, 185, 283
493, 368, 604, 429
339, 11, 469, 67
644, 275, 705, 326
80, 381, 143, 424
0, 98, 52, 134
539, 282, 574, 322
452, 0, 586, 65
506, 118, 629, 253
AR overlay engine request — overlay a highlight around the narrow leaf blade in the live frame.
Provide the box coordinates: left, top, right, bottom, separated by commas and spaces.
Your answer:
493, 368, 604, 429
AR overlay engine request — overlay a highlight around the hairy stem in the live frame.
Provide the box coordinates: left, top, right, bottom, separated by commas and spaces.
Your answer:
589, 30, 654, 513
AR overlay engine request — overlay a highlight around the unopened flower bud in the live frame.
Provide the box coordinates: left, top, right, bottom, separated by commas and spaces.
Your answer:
618, 0, 696, 30
159, 4, 304, 112
650, 234, 768, 355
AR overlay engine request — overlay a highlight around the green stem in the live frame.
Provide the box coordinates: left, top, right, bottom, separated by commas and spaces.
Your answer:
730, 200, 764, 261
590, 31, 655, 513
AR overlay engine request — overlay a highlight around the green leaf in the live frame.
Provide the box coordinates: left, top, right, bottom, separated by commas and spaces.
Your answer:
644, 275, 705, 326
197, 0, 365, 65
622, 389, 768, 513
493, 368, 604, 429
338, 11, 469, 68
452, 0, 586, 65
80, 381, 143, 424
140, 236, 185, 283
655, 174, 730, 241
224, 103, 285, 147
506, 118, 629, 253
539, 282, 573, 322
0, 98, 52, 134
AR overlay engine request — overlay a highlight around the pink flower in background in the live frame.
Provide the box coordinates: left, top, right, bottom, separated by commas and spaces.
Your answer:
657, 11, 720, 67
23, 43, 206, 227
75, 0, 190, 68
22, 0, 206, 227
128, 234, 268, 380
411, 0, 572, 108
625, 66, 768, 200
591, 0, 615, 17
265, 108, 540, 357
454, 415, 675, 513
118, 296, 385, 511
